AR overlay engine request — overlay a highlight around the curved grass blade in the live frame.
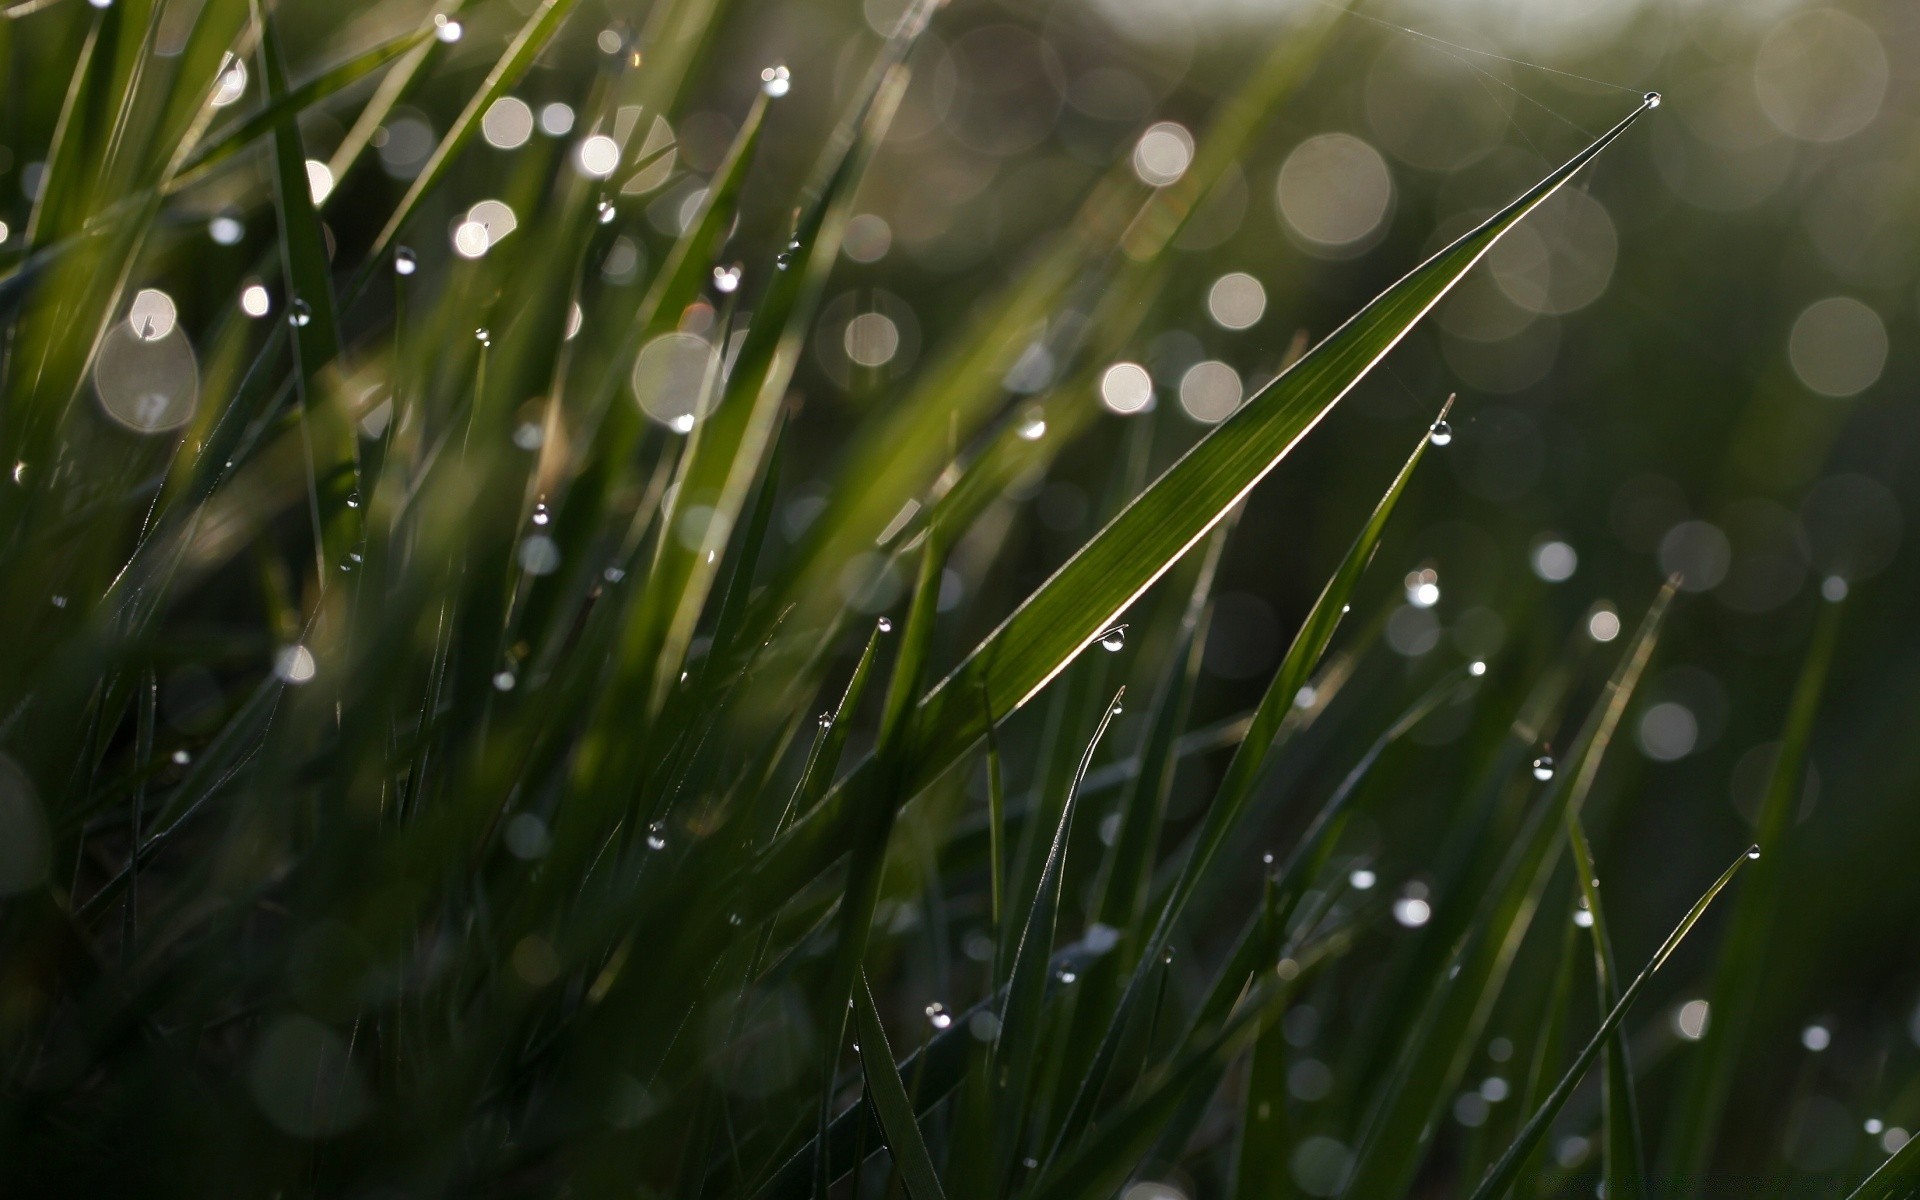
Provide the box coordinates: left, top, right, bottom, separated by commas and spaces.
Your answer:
854, 972, 949, 1200
1663, 588, 1846, 1175
1469, 845, 1759, 1200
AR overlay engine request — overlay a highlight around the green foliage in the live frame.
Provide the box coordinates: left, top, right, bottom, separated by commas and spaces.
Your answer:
0, 1, 1910, 1198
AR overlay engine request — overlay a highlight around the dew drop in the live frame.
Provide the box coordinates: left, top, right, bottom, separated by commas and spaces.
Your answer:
1531, 755, 1556, 782
597, 199, 617, 225
1057, 969, 1077, 984
475, 327, 491, 347
531, 502, 550, 526
1098, 624, 1127, 652
925, 1002, 952, 1030
346, 491, 361, 509
1746, 844, 1761, 860
817, 711, 833, 728
1643, 91, 1662, 109
876, 617, 894, 633
646, 822, 667, 851
394, 246, 418, 276
288, 298, 312, 327
493, 671, 516, 691
1469, 660, 1487, 677
433, 13, 462, 42
712, 264, 741, 294
1161, 945, 1175, 965
171, 749, 191, 765
760, 64, 792, 98
1017, 410, 1047, 441
603, 566, 626, 583
1428, 419, 1453, 447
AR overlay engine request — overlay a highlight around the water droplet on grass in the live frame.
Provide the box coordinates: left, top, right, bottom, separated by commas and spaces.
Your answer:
1746, 844, 1762, 860
876, 617, 893, 633
1099, 624, 1127, 652
1531, 754, 1556, 781
1428, 419, 1453, 446
288, 299, 312, 327
394, 247, 417, 275
760, 65, 791, 98
925, 1002, 952, 1029
646, 822, 667, 850
1643, 91, 1662, 109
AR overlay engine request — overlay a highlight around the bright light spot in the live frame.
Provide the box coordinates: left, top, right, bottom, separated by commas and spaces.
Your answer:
1178, 359, 1242, 424
576, 134, 621, 179
1099, 362, 1154, 414
1588, 605, 1622, 643
1789, 296, 1886, 397
843, 213, 892, 263
481, 96, 534, 150
211, 57, 247, 107
1404, 567, 1440, 609
1277, 133, 1392, 252
209, 214, 244, 245
1822, 575, 1850, 602
1289, 1135, 1354, 1197
1884, 1128, 1912, 1155
467, 199, 518, 240
304, 159, 334, 204
129, 288, 177, 340
1676, 999, 1710, 1041
1801, 1024, 1831, 1052
274, 645, 316, 684
1131, 122, 1194, 188
433, 13, 462, 42
631, 332, 719, 431
539, 102, 575, 137
452, 220, 491, 258
1556, 1137, 1590, 1169
1531, 539, 1577, 582
843, 312, 900, 367
518, 535, 560, 575
240, 284, 271, 318
1392, 897, 1431, 928
1207, 272, 1267, 330
1454, 1092, 1489, 1127
760, 64, 792, 98
1754, 9, 1886, 143
1638, 701, 1699, 761
1349, 869, 1376, 891
0, 220, 9, 245
1660, 520, 1734, 592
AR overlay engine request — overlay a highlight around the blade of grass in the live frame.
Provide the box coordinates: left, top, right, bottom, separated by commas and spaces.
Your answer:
1469, 844, 1760, 1200
1340, 580, 1676, 1198
1564, 815, 1646, 1200
854, 971, 949, 1200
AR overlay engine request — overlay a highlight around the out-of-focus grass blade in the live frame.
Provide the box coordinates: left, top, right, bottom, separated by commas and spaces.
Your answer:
1341, 580, 1676, 1198
1664, 589, 1846, 1175
853, 972, 949, 1200
1469, 845, 1759, 1200
256, 0, 357, 579
179, 30, 427, 180
366, 0, 586, 262
1049, 397, 1453, 1151
769, 0, 1346, 642
1564, 815, 1645, 1199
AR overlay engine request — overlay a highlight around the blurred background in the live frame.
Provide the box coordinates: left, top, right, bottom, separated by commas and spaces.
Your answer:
6, 0, 1919, 1186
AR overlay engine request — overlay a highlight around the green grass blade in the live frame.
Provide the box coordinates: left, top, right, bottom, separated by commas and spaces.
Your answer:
1843, 1125, 1920, 1200
1663, 588, 1847, 1174
1342, 581, 1676, 1198
904, 104, 1647, 773
1049, 396, 1453, 1152
854, 971, 949, 1200
1564, 815, 1646, 1200
366, 0, 586, 262
1469, 845, 1759, 1200
179, 30, 426, 179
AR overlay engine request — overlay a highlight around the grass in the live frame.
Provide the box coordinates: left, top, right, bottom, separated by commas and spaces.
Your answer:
0, 0, 1907, 1196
